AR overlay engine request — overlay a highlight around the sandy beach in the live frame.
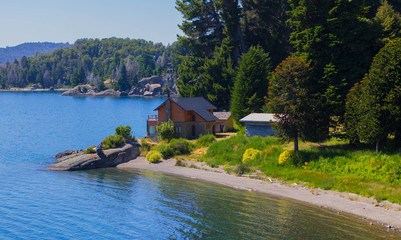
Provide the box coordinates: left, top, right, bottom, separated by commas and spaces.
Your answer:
118, 157, 401, 231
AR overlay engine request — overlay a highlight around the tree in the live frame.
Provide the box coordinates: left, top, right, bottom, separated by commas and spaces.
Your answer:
346, 39, 401, 152
374, 0, 401, 42
268, 56, 328, 151
287, 0, 381, 120
176, 56, 206, 97
199, 38, 236, 109
242, 0, 291, 67
176, 0, 224, 57
157, 119, 175, 142
230, 46, 271, 123
71, 66, 86, 87
117, 64, 130, 91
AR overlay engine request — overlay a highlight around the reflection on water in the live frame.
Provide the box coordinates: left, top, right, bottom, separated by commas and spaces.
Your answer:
76, 168, 398, 240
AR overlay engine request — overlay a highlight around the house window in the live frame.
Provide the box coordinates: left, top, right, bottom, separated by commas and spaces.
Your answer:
149, 126, 156, 136
175, 127, 182, 134
192, 114, 196, 122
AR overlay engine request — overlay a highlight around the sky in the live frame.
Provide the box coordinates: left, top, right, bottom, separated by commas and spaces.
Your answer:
0, 0, 183, 47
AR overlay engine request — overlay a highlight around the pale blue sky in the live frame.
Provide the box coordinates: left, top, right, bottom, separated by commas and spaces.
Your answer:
0, 0, 183, 47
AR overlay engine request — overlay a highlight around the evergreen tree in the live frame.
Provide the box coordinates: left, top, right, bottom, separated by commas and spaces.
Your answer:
242, 0, 291, 67
176, 56, 206, 97
347, 39, 401, 152
200, 38, 236, 109
374, 0, 401, 42
287, 0, 381, 120
230, 46, 271, 123
117, 64, 130, 91
268, 56, 328, 151
176, 0, 224, 57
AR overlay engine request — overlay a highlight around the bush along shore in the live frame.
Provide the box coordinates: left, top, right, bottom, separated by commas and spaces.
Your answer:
140, 133, 401, 205
46, 126, 140, 171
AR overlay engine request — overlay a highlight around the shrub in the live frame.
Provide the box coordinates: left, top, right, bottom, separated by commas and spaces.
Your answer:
157, 120, 174, 141
102, 135, 125, 149
278, 150, 298, 165
146, 151, 162, 163
242, 148, 263, 164
196, 134, 216, 147
115, 125, 135, 142
175, 159, 187, 167
169, 138, 194, 155
234, 163, 250, 176
157, 145, 175, 159
84, 146, 96, 154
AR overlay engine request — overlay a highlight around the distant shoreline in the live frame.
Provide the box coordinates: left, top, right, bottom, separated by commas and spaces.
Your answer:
118, 157, 401, 232
0, 88, 67, 92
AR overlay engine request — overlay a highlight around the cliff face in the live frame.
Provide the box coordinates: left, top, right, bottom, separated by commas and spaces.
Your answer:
61, 74, 178, 97
45, 143, 140, 171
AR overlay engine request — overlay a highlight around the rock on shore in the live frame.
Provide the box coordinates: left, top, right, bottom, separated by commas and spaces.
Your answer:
45, 143, 140, 171
61, 74, 178, 97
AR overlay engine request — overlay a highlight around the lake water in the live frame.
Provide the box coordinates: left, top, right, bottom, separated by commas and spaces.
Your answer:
0, 92, 398, 239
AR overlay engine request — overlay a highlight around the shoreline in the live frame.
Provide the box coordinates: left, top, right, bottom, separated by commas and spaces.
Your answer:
118, 157, 401, 231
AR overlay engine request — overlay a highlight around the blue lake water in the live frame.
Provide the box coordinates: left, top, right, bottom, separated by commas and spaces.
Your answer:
0, 92, 399, 239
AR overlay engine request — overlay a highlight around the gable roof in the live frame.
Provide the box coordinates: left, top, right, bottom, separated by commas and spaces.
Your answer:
155, 97, 218, 121
213, 112, 232, 120
239, 113, 277, 123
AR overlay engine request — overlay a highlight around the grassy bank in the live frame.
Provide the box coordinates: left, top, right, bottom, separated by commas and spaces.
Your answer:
141, 134, 401, 204
199, 135, 401, 204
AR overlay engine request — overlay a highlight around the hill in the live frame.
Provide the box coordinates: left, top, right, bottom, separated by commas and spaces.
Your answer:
0, 42, 70, 64
0, 38, 185, 90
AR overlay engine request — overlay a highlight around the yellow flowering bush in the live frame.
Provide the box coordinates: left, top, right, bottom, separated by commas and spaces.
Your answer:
279, 150, 296, 165
146, 151, 163, 163
242, 148, 263, 164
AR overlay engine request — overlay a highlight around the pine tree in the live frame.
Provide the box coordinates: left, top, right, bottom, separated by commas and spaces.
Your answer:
117, 64, 130, 91
200, 38, 236, 109
348, 39, 401, 152
374, 0, 401, 41
287, 0, 381, 120
230, 46, 271, 123
176, 0, 224, 57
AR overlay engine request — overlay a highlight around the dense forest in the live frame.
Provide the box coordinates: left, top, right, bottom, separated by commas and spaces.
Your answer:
0, 42, 69, 64
0, 38, 188, 90
175, 0, 401, 150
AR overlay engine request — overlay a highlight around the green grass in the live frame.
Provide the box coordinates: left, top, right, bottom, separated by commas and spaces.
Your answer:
201, 135, 401, 204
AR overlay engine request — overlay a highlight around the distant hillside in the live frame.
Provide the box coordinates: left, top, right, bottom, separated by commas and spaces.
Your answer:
0, 42, 70, 64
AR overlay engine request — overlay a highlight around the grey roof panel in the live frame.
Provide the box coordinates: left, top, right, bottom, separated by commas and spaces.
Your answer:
240, 113, 277, 123
213, 112, 231, 120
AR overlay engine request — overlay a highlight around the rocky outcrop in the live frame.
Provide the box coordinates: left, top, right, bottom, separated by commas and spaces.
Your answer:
61, 74, 178, 97
61, 85, 122, 97
45, 143, 140, 171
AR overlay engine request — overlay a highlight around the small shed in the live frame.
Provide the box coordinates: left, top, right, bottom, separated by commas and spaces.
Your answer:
240, 113, 277, 137
213, 112, 233, 133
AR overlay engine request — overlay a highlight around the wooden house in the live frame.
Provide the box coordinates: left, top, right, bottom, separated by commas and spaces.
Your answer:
240, 113, 277, 137
147, 97, 218, 139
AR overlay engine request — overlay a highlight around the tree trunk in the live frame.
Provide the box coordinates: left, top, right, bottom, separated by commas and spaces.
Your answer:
294, 134, 299, 152
376, 140, 380, 153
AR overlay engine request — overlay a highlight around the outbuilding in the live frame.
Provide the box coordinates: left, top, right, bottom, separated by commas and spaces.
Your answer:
213, 112, 234, 133
239, 113, 277, 137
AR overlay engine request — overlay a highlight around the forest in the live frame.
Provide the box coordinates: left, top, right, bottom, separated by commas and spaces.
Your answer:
0, 38, 188, 91
175, 0, 401, 151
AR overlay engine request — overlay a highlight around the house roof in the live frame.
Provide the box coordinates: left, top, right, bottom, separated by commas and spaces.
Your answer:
155, 97, 218, 121
213, 112, 232, 120
239, 113, 277, 123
